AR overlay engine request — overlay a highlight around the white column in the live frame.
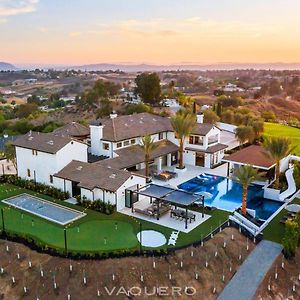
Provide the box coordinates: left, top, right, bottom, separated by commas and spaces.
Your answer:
167, 153, 172, 167
157, 157, 162, 172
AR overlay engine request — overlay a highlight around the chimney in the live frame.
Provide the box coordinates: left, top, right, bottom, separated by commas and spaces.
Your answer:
90, 120, 103, 156
110, 111, 118, 119
196, 112, 204, 124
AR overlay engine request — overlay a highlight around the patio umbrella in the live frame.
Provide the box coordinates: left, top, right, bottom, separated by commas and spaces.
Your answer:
286, 204, 300, 213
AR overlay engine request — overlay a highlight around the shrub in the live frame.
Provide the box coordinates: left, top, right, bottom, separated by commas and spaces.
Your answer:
0, 175, 69, 200
282, 218, 300, 258
76, 196, 115, 215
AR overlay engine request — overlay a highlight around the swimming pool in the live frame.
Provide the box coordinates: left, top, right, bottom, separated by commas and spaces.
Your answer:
3, 194, 85, 225
178, 174, 283, 220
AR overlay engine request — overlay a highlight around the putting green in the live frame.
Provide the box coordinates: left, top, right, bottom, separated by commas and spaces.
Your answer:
0, 207, 138, 252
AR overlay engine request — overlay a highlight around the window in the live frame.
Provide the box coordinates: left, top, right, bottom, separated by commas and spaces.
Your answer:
103, 143, 109, 150
116, 142, 122, 148
158, 132, 164, 140
27, 169, 31, 177
130, 139, 135, 145
124, 140, 130, 146
49, 175, 53, 183
189, 135, 203, 145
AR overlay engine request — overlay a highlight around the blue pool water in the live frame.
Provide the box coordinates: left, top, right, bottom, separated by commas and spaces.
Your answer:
178, 174, 283, 220
3, 194, 85, 225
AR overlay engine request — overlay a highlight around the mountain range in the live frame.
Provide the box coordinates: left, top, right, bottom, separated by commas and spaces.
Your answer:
3, 61, 300, 72
0, 62, 18, 71
64, 62, 300, 72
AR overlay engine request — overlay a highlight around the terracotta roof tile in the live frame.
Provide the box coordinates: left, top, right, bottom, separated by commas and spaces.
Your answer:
223, 145, 276, 169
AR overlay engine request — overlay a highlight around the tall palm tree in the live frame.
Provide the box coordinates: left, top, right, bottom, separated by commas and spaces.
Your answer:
233, 166, 260, 216
141, 135, 158, 181
263, 137, 293, 189
171, 109, 196, 169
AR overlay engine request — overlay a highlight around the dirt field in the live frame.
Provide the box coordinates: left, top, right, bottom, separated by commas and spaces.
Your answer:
255, 247, 300, 300
0, 228, 255, 299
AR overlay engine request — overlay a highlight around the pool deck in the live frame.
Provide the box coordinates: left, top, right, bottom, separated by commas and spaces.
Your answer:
121, 195, 211, 233
218, 240, 283, 300
152, 163, 228, 187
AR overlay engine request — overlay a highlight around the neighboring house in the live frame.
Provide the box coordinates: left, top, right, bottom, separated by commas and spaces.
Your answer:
90, 112, 228, 170
14, 132, 88, 186
223, 83, 245, 93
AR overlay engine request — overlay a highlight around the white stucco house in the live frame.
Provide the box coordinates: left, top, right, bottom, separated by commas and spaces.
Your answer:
90, 112, 228, 171
14, 131, 88, 186
13, 112, 241, 209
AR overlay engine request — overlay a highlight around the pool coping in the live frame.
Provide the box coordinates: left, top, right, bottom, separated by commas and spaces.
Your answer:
2, 193, 86, 226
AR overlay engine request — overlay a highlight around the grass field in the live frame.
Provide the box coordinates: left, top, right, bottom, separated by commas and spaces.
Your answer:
262, 198, 300, 243
264, 122, 300, 155
0, 184, 230, 254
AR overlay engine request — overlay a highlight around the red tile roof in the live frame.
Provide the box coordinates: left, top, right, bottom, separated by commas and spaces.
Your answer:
223, 145, 276, 169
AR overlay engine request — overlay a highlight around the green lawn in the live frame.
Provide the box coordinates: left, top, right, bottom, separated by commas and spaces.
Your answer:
0, 184, 230, 254
262, 198, 300, 243
264, 122, 300, 156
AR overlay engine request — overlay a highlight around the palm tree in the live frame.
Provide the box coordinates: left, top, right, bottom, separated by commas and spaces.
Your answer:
233, 166, 260, 215
171, 109, 196, 169
263, 137, 293, 189
141, 135, 158, 181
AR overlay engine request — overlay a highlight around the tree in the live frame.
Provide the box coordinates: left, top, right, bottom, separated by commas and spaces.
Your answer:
4, 141, 16, 169
140, 135, 158, 181
96, 98, 112, 118
135, 73, 161, 104
221, 110, 234, 124
125, 103, 152, 115
251, 120, 264, 142
17, 103, 38, 118
81, 79, 120, 107
203, 110, 220, 124
261, 110, 276, 122
269, 79, 282, 96
263, 137, 293, 189
178, 94, 193, 108
233, 166, 260, 215
235, 126, 255, 147
168, 80, 176, 97
171, 110, 196, 169
217, 95, 243, 108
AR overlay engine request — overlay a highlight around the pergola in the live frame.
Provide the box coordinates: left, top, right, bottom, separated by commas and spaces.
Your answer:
126, 184, 205, 229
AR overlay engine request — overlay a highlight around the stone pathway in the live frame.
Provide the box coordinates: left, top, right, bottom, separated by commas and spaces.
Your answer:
218, 240, 283, 300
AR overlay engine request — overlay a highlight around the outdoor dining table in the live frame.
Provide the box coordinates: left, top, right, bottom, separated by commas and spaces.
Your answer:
170, 209, 196, 223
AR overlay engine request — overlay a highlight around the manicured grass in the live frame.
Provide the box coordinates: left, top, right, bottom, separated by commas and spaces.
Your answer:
264, 122, 300, 156
263, 198, 300, 244
0, 183, 230, 253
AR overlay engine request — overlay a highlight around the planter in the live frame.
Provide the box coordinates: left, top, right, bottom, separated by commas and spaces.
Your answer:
175, 166, 187, 173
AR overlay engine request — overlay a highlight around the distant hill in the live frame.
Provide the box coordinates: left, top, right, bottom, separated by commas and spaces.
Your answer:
67, 62, 300, 72
0, 62, 18, 71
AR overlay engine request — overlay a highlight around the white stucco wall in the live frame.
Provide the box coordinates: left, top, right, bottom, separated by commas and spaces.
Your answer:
16, 140, 88, 186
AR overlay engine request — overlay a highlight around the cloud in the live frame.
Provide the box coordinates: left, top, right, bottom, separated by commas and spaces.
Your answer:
0, 0, 39, 17
92, 17, 279, 41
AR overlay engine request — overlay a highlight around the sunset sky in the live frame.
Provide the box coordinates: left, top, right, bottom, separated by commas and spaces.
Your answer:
1, 0, 300, 66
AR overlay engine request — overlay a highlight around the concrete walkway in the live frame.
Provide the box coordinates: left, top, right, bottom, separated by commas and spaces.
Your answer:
218, 240, 283, 300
